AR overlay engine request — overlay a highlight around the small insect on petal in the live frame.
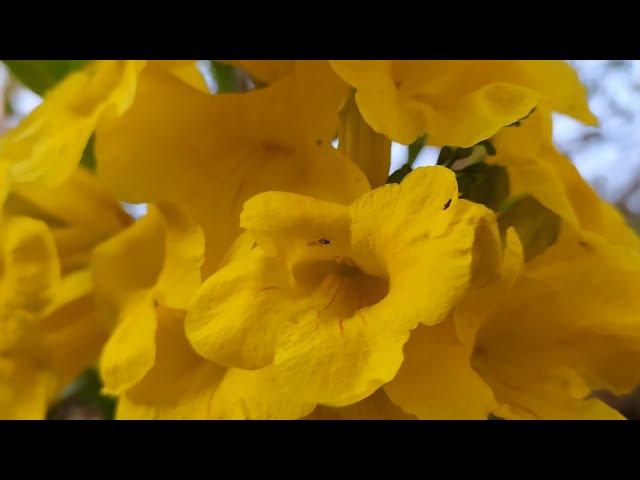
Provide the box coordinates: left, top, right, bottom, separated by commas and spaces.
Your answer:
307, 238, 331, 247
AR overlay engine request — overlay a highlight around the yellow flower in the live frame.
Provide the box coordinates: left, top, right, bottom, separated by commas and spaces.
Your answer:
330, 60, 597, 147
384, 205, 640, 420
221, 61, 393, 188
465, 224, 640, 419
490, 108, 639, 250
0, 60, 206, 202
93, 203, 225, 419
219, 61, 392, 189
95, 60, 363, 276
185, 166, 495, 419
0, 168, 130, 419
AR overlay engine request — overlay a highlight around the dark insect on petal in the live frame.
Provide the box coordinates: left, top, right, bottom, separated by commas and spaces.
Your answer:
307, 238, 332, 247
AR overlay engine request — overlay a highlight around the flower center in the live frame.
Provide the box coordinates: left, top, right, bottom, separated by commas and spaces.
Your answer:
292, 256, 389, 325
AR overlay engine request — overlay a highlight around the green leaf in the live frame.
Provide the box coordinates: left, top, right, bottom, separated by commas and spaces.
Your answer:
3, 60, 88, 96
209, 61, 240, 93
479, 139, 496, 156
406, 135, 426, 167
386, 135, 427, 184
387, 164, 412, 184
456, 162, 510, 211
47, 368, 116, 420
437, 146, 455, 166
80, 134, 96, 171
498, 195, 560, 262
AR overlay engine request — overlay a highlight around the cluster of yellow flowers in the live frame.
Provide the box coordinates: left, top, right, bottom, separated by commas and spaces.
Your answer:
1, 60, 639, 420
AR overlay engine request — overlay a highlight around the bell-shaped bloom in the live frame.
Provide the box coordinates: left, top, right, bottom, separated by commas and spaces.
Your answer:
384, 207, 640, 420
490, 108, 639, 250
329, 60, 596, 147
185, 166, 496, 419
0, 61, 205, 202
93, 203, 227, 419
0, 168, 131, 418
466, 224, 640, 419
380, 109, 640, 419
95, 60, 364, 276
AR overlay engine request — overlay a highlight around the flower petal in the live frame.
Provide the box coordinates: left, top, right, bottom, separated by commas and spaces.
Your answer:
153, 203, 205, 310
455, 228, 524, 348
186, 248, 293, 370
91, 207, 165, 323
208, 366, 317, 420
6, 168, 132, 274
148, 60, 209, 93
492, 108, 639, 250
41, 271, 109, 390
421, 83, 541, 147
329, 61, 395, 90
331, 60, 595, 146
125, 307, 225, 407
307, 388, 415, 420
0, 358, 56, 419
510, 60, 597, 126
385, 320, 496, 420
350, 166, 459, 277
0, 215, 61, 352
99, 292, 157, 396
471, 227, 640, 418
354, 89, 425, 145
0, 61, 145, 190
240, 191, 352, 266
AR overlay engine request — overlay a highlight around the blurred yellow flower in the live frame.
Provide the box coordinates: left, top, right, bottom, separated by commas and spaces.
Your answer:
491, 107, 639, 250
93, 203, 226, 419
0, 169, 130, 418
462, 224, 640, 419
0, 61, 206, 203
330, 60, 597, 147
95, 60, 364, 276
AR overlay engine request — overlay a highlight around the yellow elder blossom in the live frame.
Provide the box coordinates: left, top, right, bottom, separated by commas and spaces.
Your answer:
95, 60, 362, 275
0, 61, 206, 203
329, 60, 597, 147
0, 168, 131, 418
3, 59, 639, 420
93, 203, 227, 418
462, 224, 640, 419
333, 217, 640, 420
490, 108, 639, 250
221, 60, 393, 189
376, 108, 640, 419
93, 166, 494, 419
185, 166, 496, 419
